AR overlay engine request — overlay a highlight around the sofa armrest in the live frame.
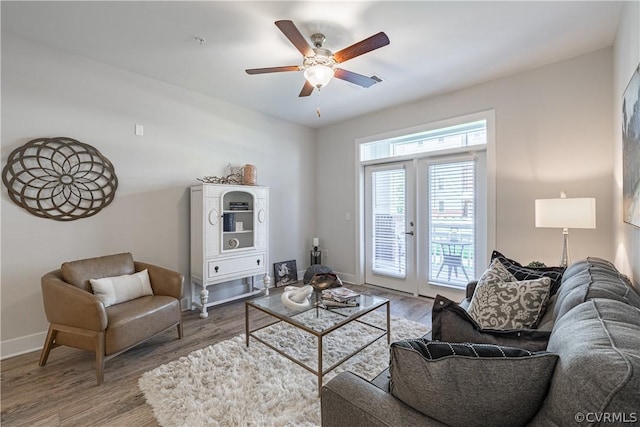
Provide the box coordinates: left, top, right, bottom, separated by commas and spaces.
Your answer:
321, 372, 448, 427
135, 261, 184, 299
466, 280, 478, 300
41, 271, 108, 331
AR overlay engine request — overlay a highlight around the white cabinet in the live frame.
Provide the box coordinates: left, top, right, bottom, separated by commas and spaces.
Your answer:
190, 184, 270, 318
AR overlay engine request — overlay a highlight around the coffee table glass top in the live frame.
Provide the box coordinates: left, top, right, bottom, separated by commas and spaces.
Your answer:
248, 293, 389, 333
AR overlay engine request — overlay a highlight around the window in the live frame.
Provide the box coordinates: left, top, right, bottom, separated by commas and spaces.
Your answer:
429, 160, 475, 286
370, 168, 406, 277
360, 120, 486, 162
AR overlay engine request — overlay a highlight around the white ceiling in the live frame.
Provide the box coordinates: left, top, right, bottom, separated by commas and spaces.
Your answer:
1, 1, 623, 129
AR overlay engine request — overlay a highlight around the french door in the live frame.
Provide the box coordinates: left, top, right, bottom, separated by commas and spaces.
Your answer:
364, 161, 416, 293
365, 156, 481, 300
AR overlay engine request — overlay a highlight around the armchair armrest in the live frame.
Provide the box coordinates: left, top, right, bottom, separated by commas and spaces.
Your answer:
135, 261, 184, 299
41, 271, 108, 331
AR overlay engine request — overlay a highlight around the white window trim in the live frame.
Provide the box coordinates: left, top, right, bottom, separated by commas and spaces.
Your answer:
354, 109, 496, 285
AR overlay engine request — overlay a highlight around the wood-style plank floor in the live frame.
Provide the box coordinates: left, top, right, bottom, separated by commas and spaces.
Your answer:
1, 284, 433, 427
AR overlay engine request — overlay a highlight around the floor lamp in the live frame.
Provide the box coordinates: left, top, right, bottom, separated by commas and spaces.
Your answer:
535, 192, 596, 268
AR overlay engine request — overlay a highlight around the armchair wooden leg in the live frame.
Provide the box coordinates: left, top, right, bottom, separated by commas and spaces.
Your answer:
177, 321, 183, 339
95, 331, 105, 385
39, 325, 57, 366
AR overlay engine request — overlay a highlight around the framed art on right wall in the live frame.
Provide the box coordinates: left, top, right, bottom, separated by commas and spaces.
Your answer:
623, 63, 640, 228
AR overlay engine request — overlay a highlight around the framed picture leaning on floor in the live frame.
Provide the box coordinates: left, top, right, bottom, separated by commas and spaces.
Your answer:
274, 260, 298, 287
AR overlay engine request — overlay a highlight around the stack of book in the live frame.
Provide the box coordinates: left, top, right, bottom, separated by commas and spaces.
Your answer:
229, 202, 249, 211
322, 287, 360, 307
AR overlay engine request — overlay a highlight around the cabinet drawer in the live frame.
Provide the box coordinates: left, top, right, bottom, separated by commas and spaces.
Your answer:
206, 254, 265, 279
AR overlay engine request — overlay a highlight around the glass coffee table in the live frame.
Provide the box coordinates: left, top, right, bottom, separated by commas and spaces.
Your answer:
245, 292, 390, 394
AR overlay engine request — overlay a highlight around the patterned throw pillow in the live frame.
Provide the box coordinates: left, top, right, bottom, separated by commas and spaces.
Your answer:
467, 277, 552, 329
492, 250, 565, 295
389, 338, 558, 427
477, 258, 517, 286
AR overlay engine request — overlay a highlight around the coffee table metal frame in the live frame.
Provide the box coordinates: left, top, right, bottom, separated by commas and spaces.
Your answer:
245, 294, 390, 395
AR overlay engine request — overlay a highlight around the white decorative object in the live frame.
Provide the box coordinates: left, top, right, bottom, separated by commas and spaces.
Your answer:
236, 221, 244, 231
280, 285, 313, 309
190, 184, 270, 318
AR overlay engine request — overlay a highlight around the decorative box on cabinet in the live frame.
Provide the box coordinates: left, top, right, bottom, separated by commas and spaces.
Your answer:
190, 183, 270, 318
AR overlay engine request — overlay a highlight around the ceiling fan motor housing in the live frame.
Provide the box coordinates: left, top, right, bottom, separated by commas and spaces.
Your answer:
303, 47, 335, 69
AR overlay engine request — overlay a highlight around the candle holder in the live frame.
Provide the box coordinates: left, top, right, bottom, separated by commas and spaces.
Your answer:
310, 245, 322, 265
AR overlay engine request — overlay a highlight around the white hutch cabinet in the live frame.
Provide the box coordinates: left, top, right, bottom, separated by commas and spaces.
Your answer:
190, 183, 270, 318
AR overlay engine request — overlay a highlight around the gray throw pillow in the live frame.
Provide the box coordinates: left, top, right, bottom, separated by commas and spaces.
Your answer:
431, 295, 551, 351
467, 277, 551, 329
491, 250, 565, 295
390, 339, 558, 427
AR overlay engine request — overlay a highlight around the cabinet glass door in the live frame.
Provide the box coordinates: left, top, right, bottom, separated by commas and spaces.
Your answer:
222, 191, 255, 251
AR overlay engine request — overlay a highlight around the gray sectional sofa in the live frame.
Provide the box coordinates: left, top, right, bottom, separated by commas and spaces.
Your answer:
321, 257, 640, 426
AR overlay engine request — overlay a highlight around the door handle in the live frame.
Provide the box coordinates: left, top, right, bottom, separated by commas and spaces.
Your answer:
405, 231, 414, 236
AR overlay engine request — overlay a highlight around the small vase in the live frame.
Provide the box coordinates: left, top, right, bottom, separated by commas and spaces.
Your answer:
242, 164, 256, 185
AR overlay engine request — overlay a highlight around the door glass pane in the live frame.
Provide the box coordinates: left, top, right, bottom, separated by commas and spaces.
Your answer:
429, 160, 475, 287
371, 168, 406, 278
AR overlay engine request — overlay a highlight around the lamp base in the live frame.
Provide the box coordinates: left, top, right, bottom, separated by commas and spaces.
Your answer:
559, 228, 570, 268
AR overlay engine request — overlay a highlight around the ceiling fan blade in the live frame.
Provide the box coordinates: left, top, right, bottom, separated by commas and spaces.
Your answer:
275, 20, 314, 58
245, 65, 300, 75
334, 68, 382, 88
299, 80, 315, 97
333, 32, 390, 63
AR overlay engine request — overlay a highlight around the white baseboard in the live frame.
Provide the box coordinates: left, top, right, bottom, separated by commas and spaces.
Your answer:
1, 331, 46, 360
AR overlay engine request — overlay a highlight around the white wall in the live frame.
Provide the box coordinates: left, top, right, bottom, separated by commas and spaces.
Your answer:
1, 35, 317, 357
317, 48, 614, 282
613, 1, 640, 287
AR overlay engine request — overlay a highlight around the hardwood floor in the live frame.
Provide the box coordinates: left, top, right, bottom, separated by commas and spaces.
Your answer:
1, 284, 433, 427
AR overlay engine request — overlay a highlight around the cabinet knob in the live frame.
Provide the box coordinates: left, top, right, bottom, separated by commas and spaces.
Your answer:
256, 259, 260, 265
214, 266, 219, 273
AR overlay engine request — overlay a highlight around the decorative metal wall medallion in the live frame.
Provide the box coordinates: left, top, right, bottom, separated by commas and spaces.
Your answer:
2, 137, 118, 221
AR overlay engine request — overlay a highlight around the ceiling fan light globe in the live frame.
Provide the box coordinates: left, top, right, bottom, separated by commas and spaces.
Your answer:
304, 65, 334, 89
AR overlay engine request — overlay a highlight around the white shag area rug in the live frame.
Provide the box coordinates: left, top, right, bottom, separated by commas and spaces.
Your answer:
139, 310, 429, 427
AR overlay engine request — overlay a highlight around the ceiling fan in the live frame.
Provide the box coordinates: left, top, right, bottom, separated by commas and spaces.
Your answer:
246, 20, 390, 97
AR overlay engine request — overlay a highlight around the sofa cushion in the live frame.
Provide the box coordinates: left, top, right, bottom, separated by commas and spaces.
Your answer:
432, 295, 551, 352
530, 299, 640, 426
389, 338, 558, 427
554, 257, 640, 320
467, 277, 551, 329
90, 269, 153, 307
61, 252, 136, 292
491, 250, 565, 295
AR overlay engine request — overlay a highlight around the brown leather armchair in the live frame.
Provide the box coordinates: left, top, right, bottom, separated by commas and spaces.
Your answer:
39, 252, 184, 385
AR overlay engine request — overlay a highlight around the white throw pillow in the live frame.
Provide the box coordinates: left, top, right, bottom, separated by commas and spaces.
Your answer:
90, 269, 153, 307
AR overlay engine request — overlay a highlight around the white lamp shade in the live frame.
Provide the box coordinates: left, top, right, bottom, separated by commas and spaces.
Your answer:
304, 65, 334, 88
535, 198, 596, 229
